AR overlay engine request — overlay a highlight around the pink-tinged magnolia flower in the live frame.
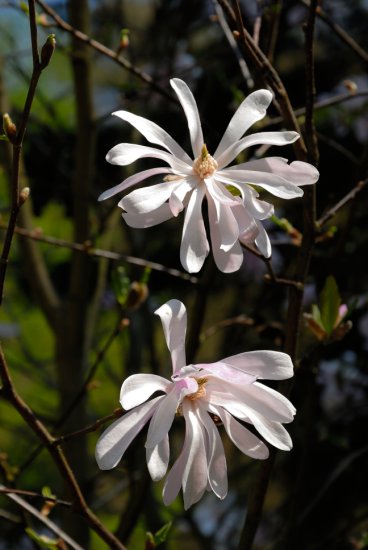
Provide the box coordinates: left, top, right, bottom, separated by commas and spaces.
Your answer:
95, 300, 296, 509
99, 79, 319, 273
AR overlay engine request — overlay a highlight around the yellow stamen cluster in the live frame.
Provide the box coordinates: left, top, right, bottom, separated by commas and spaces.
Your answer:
187, 377, 208, 401
193, 144, 218, 179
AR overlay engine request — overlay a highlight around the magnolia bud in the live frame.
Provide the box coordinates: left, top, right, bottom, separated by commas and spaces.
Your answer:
40, 34, 56, 69
3, 113, 17, 142
19, 187, 30, 205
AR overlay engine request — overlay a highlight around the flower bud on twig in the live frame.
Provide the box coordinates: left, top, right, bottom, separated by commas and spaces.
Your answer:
2, 113, 17, 142
40, 34, 56, 69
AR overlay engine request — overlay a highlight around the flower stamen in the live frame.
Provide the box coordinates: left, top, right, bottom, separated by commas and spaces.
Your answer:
186, 377, 207, 401
193, 144, 218, 179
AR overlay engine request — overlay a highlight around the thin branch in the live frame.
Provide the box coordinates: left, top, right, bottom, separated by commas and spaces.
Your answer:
34, 0, 177, 104
0, 486, 71, 507
316, 178, 367, 228
0, 346, 126, 549
0, 483, 83, 550
211, 0, 254, 88
300, 0, 368, 64
2, 223, 198, 284
0, 0, 44, 303
52, 410, 124, 447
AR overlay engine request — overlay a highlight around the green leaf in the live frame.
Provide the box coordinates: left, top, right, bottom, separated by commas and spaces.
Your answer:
153, 521, 172, 546
320, 276, 341, 336
111, 266, 131, 306
25, 528, 60, 549
311, 304, 323, 328
0, 134, 9, 142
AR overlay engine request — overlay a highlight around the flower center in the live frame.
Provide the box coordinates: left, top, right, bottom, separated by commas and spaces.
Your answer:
193, 144, 218, 179
186, 377, 207, 401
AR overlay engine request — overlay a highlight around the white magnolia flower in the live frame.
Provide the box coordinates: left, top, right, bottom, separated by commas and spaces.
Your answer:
99, 79, 319, 273
96, 299, 296, 509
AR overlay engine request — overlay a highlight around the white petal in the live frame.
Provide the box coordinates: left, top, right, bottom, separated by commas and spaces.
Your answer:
98, 167, 173, 201
113, 110, 191, 163
180, 401, 208, 509
196, 404, 228, 499
198, 361, 257, 385
231, 204, 260, 244
206, 177, 242, 207
162, 447, 185, 506
207, 191, 244, 273
106, 143, 191, 173
119, 180, 180, 214
146, 389, 179, 448
206, 380, 293, 423
169, 176, 197, 216
216, 131, 300, 170
146, 435, 170, 481
220, 350, 294, 380
206, 186, 239, 252
219, 168, 304, 199
215, 176, 274, 220
210, 404, 269, 459
95, 396, 163, 470
122, 203, 173, 228
170, 78, 204, 158
246, 411, 293, 451
254, 220, 272, 258
120, 373, 172, 410
154, 299, 187, 373
214, 89, 273, 159
237, 157, 319, 186
180, 185, 210, 273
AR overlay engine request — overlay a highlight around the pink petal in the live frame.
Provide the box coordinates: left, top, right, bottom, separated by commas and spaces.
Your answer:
154, 299, 187, 373
120, 373, 172, 410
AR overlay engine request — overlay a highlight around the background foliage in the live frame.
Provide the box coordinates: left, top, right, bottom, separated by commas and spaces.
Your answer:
0, 1, 368, 549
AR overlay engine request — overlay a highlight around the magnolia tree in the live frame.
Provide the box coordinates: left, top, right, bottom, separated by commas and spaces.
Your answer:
0, 1, 367, 549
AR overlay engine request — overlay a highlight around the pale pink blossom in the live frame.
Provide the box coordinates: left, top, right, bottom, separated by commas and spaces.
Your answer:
99, 79, 319, 273
95, 300, 296, 509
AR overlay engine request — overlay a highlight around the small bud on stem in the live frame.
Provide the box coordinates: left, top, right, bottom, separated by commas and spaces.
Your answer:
3, 113, 17, 142
40, 34, 56, 69
19, 187, 30, 205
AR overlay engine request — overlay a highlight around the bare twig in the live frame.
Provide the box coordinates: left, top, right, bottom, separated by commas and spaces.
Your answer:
316, 178, 367, 228
34, 0, 177, 103
0, 483, 83, 550
52, 409, 124, 447
300, 0, 368, 64
0, 0, 44, 303
0, 347, 126, 549
0, 486, 71, 507
1, 223, 198, 284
